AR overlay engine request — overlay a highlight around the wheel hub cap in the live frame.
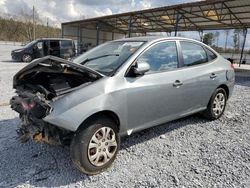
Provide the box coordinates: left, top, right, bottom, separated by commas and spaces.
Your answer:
212, 93, 225, 116
88, 127, 117, 167
23, 55, 31, 62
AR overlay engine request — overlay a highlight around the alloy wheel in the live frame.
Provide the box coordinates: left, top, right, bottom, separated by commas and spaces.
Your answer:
23, 54, 32, 62
212, 92, 225, 116
88, 127, 118, 167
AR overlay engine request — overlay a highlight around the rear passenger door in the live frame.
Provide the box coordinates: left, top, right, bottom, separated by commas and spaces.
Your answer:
177, 40, 219, 110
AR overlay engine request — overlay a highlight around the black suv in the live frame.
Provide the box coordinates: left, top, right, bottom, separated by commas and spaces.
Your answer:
11, 38, 75, 62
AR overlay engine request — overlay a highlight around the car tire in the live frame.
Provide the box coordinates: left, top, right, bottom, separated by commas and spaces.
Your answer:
202, 88, 227, 120
70, 116, 120, 175
22, 54, 32, 62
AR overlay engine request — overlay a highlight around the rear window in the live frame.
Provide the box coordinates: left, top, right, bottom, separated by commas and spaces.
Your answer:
180, 41, 208, 66
206, 48, 217, 60
60, 40, 73, 48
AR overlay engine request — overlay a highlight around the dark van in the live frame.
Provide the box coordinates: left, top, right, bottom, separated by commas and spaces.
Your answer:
11, 38, 75, 62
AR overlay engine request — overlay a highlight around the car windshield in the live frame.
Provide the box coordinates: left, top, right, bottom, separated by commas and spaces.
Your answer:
24, 40, 37, 48
73, 41, 145, 76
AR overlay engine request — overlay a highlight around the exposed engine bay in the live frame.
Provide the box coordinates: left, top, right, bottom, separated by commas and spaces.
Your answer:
10, 56, 102, 145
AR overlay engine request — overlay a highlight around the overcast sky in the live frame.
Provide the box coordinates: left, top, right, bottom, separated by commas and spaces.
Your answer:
0, 0, 249, 49
0, 0, 200, 25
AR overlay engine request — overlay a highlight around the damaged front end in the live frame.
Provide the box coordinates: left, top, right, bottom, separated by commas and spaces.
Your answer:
10, 91, 66, 144
10, 56, 103, 145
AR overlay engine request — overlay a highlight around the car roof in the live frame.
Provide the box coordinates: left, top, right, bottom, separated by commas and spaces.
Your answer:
39, 38, 72, 40
113, 36, 219, 56
114, 36, 200, 43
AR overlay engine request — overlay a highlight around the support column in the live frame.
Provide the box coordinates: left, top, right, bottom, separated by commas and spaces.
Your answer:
79, 27, 82, 54
174, 12, 180, 37
198, 30, 203, 42
239, 28, 248, 67
96, 22, 100, 46
77, 25, 80, 55
61, 24, 64, 38
128, 16, 132, 38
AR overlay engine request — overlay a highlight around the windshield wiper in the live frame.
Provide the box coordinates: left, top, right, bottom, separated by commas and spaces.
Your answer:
81, 54, 119, 64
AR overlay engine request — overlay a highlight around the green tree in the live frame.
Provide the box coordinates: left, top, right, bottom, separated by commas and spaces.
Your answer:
203, 33, 214, 45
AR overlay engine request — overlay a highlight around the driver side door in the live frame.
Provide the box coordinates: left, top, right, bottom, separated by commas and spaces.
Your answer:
125, 40, 185, 131
33, 41, 44, 58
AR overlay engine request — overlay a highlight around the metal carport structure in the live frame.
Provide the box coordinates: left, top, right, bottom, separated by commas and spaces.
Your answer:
62, 0, 250, 66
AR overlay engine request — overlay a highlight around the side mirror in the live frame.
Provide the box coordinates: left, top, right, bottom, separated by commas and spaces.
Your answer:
132, 62, 150, 75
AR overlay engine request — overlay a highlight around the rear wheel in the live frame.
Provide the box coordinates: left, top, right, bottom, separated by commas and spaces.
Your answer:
70, 116, 120, 175
22, 54, 32, 62
202, 88, 227, 120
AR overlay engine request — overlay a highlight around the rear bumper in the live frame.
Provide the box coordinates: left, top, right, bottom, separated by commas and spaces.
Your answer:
226, 71, 235, 99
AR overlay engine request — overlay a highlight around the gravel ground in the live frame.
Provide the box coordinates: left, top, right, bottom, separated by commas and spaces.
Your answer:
0, 45, 249, 188
0, 44, 27, 103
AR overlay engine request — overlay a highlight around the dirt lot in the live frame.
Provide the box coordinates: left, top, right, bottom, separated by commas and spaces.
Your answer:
0, 44, 249, 187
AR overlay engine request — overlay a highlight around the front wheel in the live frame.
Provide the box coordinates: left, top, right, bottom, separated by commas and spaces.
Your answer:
70, 117, 120, 175
22, 54, 32, 62
202, 88, 227, 120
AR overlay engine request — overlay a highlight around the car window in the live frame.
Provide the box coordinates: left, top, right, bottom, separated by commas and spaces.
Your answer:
73, 41, 144, 76
36, 42, 43, 50
180, 41, 208, 66
206, 48, 217, 60
60, 40, 72, 48
137, 41, 178, 73
24, 40, 37, 48
50, 41, 60, 49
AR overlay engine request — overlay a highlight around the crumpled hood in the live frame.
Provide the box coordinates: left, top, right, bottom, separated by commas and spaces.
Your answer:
13, 55, 104, 88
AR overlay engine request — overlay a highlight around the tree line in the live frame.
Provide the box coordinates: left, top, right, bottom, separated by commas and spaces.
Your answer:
0, 12, 61, 43
202, 29, 249, 54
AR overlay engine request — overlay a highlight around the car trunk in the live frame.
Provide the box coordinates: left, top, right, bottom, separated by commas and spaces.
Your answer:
10, 56, 103, 144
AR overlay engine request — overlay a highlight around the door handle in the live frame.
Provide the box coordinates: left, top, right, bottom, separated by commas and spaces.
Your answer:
173, 80, 183, 87
210, 73, 217, 79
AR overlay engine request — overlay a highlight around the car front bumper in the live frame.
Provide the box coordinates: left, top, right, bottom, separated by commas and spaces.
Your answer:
11, 52, 22, 61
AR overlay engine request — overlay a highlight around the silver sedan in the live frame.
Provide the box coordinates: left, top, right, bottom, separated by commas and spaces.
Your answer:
10, 37, 235, 175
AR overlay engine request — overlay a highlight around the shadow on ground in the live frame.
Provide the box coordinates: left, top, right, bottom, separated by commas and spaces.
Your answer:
0, 60, 27, 63
0, 113, 205, 187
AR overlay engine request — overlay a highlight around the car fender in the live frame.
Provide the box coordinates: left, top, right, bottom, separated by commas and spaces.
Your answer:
43, 78, 128, 133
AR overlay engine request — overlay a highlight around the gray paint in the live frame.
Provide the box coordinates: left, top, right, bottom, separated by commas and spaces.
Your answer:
43, 37, 235, 136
